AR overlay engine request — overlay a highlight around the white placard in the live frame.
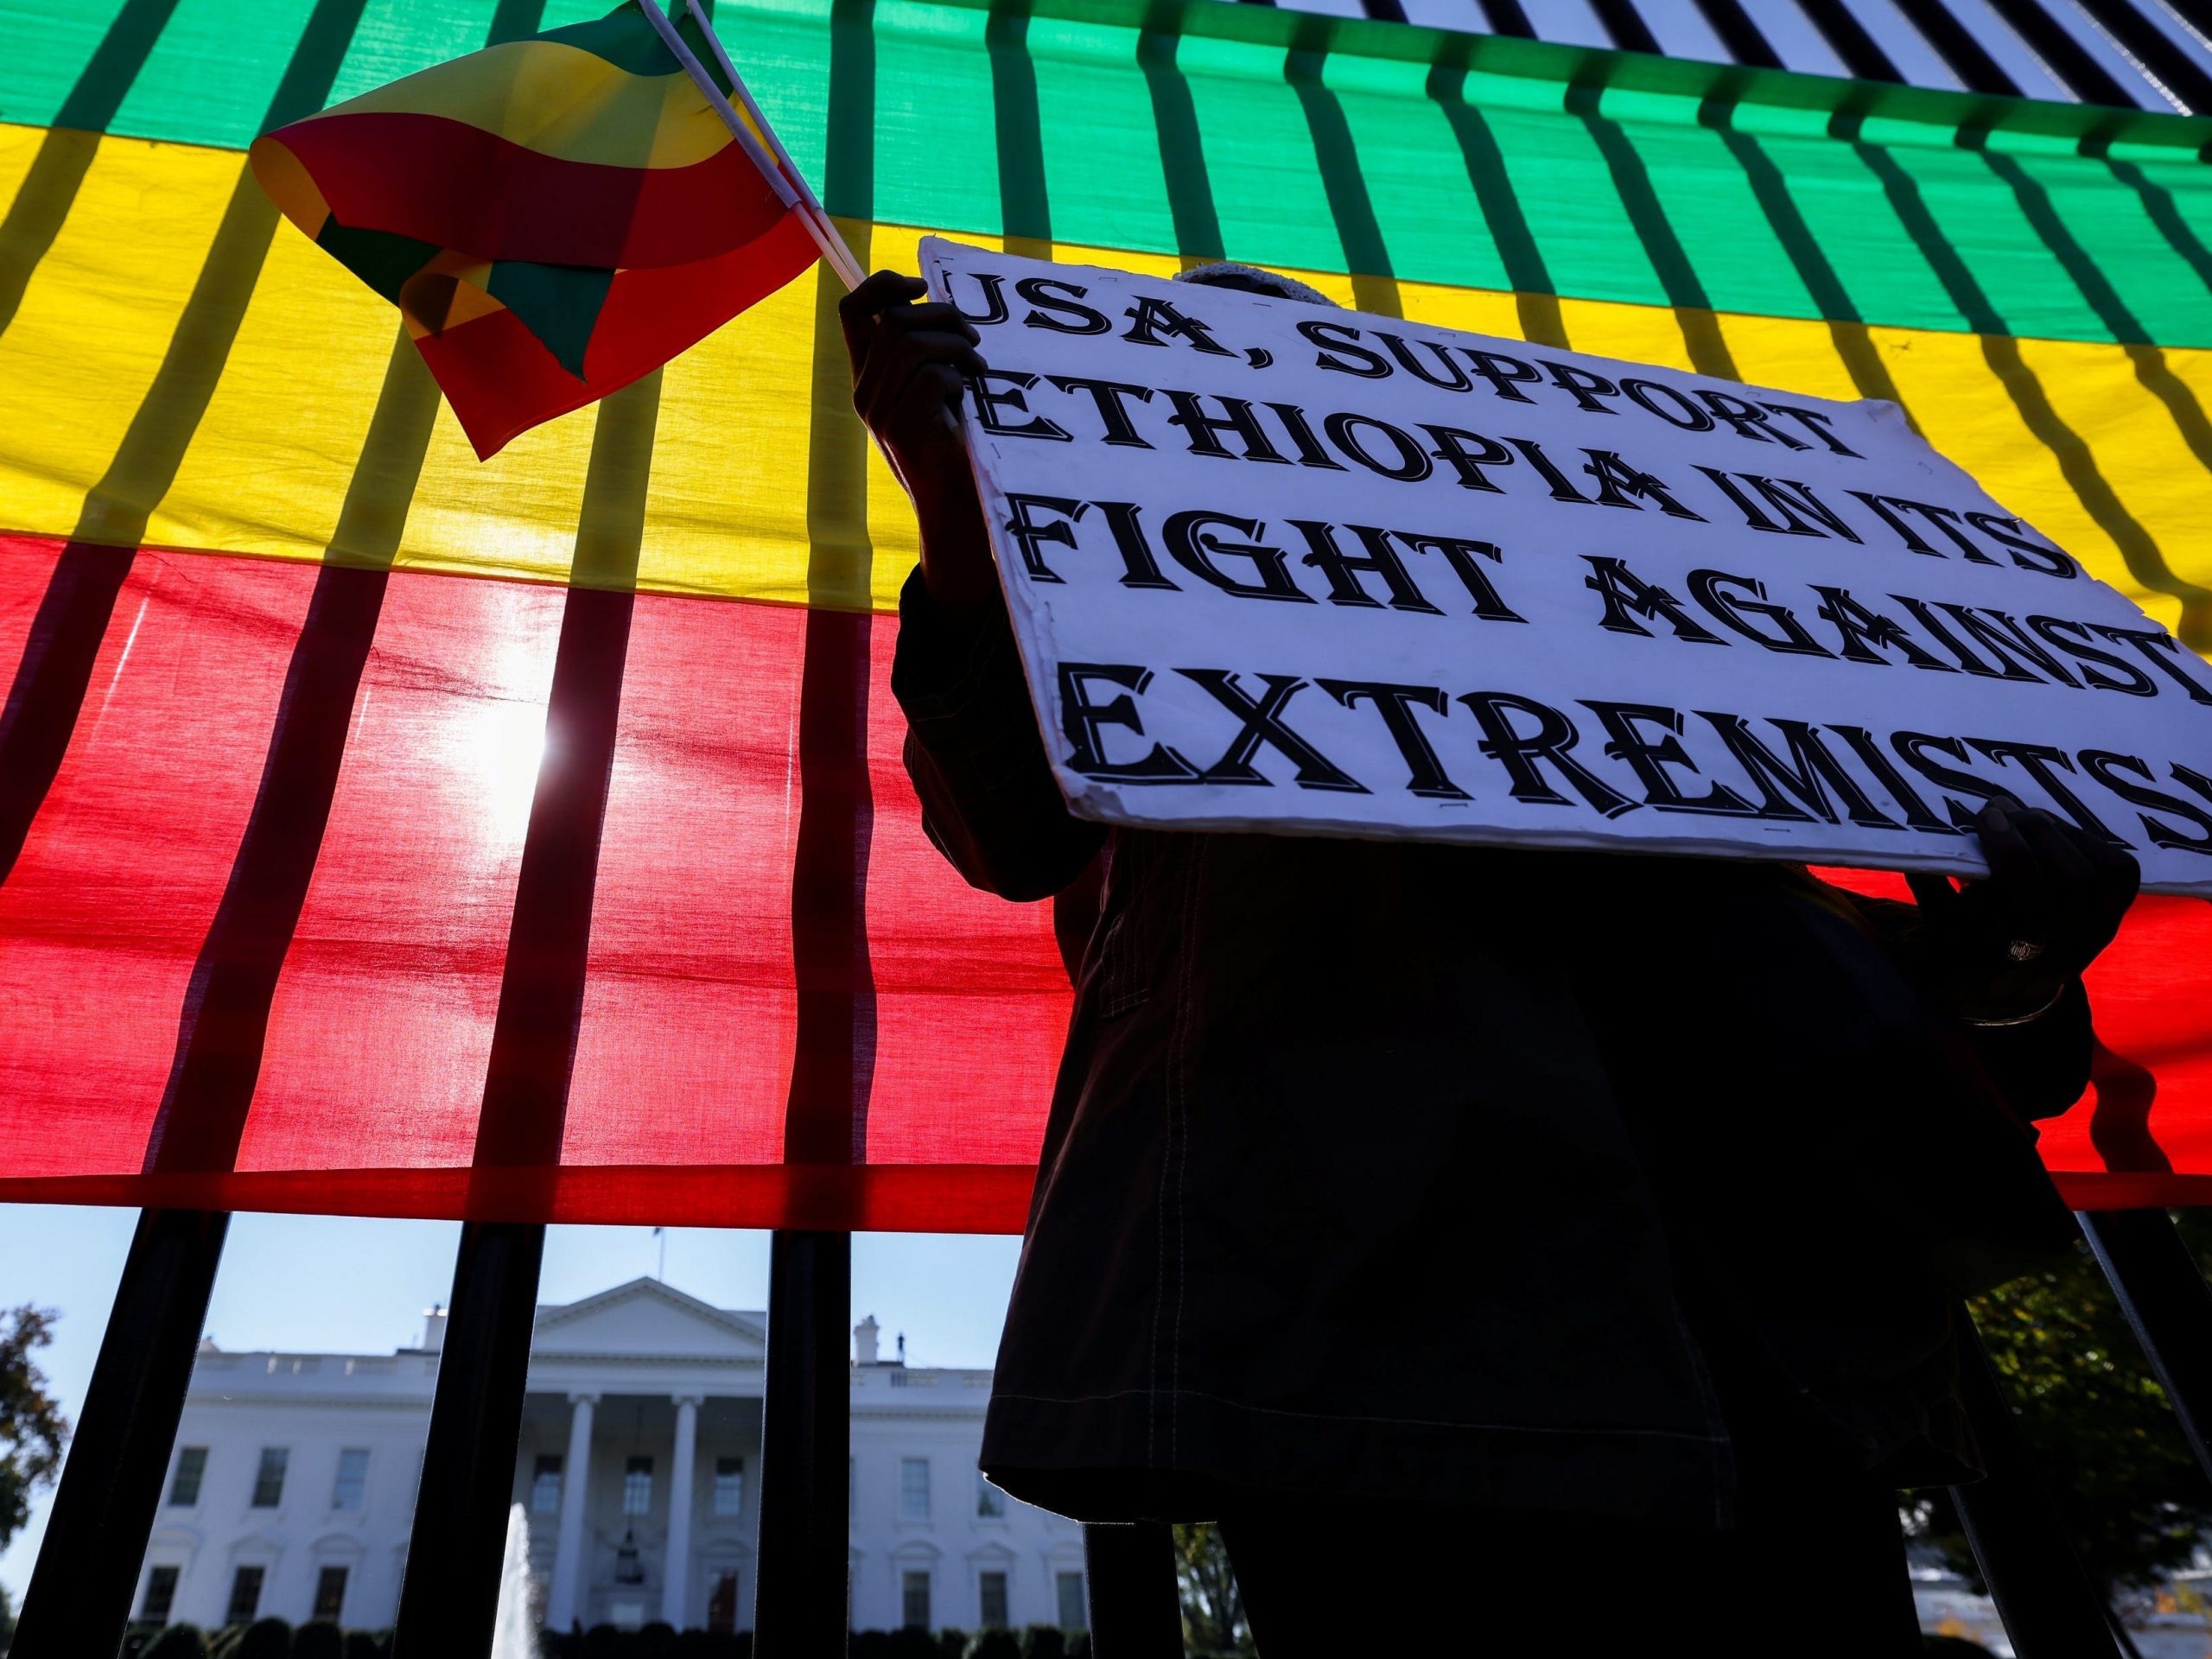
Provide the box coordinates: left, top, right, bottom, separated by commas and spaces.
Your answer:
921, 238, 2212, 895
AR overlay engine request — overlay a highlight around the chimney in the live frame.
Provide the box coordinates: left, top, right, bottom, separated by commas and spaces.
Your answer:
854, 1313, 880, 1366
423, 1305, 448, 1353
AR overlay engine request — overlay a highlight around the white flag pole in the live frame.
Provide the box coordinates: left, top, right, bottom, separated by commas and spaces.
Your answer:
635, 0, 867, 291
682, 2, 866, 289
643, 0, 954, 468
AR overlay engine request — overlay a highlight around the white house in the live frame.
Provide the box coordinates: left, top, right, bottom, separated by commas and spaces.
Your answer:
130, 1278, 1087, 1636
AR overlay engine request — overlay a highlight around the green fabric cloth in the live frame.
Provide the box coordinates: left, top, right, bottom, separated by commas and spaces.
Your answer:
10, 0, 2212, 346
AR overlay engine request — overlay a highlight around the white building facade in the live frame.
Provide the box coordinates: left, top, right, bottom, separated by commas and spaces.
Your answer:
130, 1279, 1086, 1635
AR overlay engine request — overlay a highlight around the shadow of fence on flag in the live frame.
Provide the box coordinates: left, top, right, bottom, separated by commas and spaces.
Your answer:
0, 0, 183, 340
0, 0, 370, 880
10, 3, 2212, 1654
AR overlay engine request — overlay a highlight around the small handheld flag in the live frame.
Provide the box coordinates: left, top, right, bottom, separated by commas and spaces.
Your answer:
250, 0, 842, 459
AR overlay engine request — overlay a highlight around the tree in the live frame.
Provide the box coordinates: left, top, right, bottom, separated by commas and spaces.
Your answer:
1907, 1216, 2212, 1592
1172, 1523, 1252, 1657
0, 1306, 64, 1555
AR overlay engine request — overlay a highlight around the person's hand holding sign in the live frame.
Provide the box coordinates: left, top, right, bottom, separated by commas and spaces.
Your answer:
1907, 803, 2139, 1024
839, 270, 1000, 632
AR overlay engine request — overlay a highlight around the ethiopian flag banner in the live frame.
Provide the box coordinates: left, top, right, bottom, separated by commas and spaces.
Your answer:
250, 3, 822, 456
2, 0, 2211, 1228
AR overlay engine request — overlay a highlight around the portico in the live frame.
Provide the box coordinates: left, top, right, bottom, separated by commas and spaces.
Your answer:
132, 1276, 1082, 1634
520, 1285, 771, 1633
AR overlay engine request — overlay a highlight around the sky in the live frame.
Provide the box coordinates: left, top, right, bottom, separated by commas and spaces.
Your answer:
0, 1205, 1021, 1603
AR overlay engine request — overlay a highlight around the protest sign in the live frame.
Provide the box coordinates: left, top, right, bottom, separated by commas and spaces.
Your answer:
920, 238, 2212, 895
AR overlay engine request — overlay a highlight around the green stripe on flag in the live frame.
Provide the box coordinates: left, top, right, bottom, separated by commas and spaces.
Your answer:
10, 0, 2212, 346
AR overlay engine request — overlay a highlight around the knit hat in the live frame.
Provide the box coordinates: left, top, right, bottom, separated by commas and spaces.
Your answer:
1172, 261, 1338, 308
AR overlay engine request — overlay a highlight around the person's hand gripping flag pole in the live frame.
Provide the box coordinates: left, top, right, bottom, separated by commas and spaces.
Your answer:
251, 0, 864, 459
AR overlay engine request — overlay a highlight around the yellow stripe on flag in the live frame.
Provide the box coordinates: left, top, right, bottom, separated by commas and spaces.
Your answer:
295, 38, 740, 172
5, 122, 2212, 638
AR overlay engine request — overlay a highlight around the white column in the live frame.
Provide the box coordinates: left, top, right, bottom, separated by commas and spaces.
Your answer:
548, 1392, 599, 1630
663, 1395, 702, 1626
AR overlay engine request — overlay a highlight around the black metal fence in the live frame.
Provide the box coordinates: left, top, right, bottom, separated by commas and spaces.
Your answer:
1231, 0, 2212, 118
12, 1200, 2212, 1656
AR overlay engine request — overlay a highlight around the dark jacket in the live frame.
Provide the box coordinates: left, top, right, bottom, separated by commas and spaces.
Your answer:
891, 570, 2089, 1527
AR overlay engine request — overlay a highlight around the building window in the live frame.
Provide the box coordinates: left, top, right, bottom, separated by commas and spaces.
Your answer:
226, 1565, 265, 1623
250, 1447, 289, 1508
712, 1456, 744, 1517
902, 1569, 931, 1630
708, 1570, 740, 1635
623, 1455, 654, 1516
313, 1565, 348, 1618
168, 1446, 207, 1507
899, 1457, 929, 1520
979, 1569, 1008, 1629
332, 1447, 370, 1510
531, 1454, 563, 1514
976, 1473, 1007, 1518
1057, 1570, 1086, 1630
141, 1564, 179, 1624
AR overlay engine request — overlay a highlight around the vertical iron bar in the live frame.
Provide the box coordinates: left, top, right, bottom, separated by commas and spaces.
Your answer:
12, 1207, 228, 1655
1950, 1319, 2125, 1658
753, 1227, 852, 1654
391, 1219, 546, 1654
2082, 1207, 2212, 1478
1083, 1522, 1184, 1658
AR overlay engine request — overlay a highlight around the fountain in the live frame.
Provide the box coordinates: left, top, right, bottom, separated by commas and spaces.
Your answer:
490, 1501, 541, 1659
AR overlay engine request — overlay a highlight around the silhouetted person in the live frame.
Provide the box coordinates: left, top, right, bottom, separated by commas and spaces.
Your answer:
841, 264, 2139, 1657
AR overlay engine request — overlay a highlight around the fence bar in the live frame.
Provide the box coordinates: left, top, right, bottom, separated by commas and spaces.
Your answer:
1083, 1522, 1184, 1658
1975, 0, 2136, 107
753, 1228, 852, 1654
1950, 1319, 2124, 1658
2074, 0, 2212, 114
391, 1219, 547, 1654
12, 1207, 230, 1656
1887, 0, 2023, 95
1795, 0, 1906, 82
2082, 1208, 2212, 1478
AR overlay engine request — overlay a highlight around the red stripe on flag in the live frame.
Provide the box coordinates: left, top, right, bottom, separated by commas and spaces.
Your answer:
6, 534, 2209, 1229
0, 1164, 1039, 1231
0, 544, 318, 1175
862, 636, 1072, 1168
265, 111, 790, 270
0, 540, 137, 878
414, 213, 819, 458
1815, 866, 2212, 1209
0, 536, 1062, 1229
144, 566, 393, 1175
556, 593, 804, 1170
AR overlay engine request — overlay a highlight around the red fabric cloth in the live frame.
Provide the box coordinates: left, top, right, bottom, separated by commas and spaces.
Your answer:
0, 536, 1063, 1230
0, 532, 2204, 1228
